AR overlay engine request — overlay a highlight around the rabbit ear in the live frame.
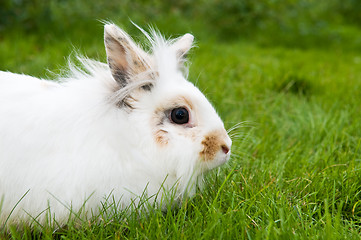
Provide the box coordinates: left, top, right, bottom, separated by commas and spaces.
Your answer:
104, 24, 151, 88
172, 33, 194, 60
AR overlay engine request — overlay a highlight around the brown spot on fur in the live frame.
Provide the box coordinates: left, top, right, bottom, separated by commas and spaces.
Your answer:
200, 130, 228, 161
181, 96, 193, 110
154, 96, 194, 115
155, 129, 169, 146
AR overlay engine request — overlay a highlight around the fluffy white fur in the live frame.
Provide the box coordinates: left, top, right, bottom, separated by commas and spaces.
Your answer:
0, 24, 231, 225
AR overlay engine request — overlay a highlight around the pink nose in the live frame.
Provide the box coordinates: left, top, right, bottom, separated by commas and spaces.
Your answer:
221, 145, 230, 154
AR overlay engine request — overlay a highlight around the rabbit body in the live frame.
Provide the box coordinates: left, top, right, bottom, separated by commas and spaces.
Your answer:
0, 24, 231, 225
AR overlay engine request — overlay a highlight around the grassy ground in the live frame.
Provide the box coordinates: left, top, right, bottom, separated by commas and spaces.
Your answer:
1, 19, 361, 240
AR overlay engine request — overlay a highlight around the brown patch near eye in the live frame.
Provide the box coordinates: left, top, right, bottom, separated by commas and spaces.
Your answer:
200, 130, 227, 161
154, 129, 169, 146
152, 95, 196, 147
181, 96, 193, 110
154, 96, 194, 115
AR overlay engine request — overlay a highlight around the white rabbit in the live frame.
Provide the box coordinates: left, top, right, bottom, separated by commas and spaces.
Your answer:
0, 24, 232, 225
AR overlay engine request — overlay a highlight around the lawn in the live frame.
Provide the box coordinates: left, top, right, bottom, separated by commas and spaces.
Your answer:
1, 1, 361, 239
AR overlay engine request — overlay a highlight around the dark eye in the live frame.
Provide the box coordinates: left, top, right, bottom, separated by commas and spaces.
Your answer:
170, 107, 189, 124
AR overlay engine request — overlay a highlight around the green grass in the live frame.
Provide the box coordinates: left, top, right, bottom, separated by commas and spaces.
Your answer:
1, 24, 361, 239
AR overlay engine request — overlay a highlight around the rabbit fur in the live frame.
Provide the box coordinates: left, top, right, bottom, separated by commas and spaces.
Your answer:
0, 24, 232, 225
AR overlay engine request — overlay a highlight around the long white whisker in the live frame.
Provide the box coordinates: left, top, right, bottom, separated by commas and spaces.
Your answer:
226, 121, 246, 133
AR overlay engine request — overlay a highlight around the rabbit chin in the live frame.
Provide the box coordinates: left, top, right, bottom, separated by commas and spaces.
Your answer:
200, 151, 231, 172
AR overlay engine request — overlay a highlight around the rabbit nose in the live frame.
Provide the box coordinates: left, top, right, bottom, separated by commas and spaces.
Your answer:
221, 144, 230, 154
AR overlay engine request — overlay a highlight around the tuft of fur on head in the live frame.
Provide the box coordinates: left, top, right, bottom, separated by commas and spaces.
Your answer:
65, 23, 194, 109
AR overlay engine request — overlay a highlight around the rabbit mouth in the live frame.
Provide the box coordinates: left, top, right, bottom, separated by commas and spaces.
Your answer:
198, 151, 231, 172
215, 150, 231, 166
221, 151, 231, 163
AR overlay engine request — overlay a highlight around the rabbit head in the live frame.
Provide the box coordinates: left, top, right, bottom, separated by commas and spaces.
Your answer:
103, 24, 232, 194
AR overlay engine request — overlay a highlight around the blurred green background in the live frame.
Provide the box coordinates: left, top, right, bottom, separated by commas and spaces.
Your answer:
1, 0, 361, 77
1, 0, 361, 52
2, 1, 361, 238
1, 0, 361, 44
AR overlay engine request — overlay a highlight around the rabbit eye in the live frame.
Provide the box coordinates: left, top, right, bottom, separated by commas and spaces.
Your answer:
170, 107, 189, 124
